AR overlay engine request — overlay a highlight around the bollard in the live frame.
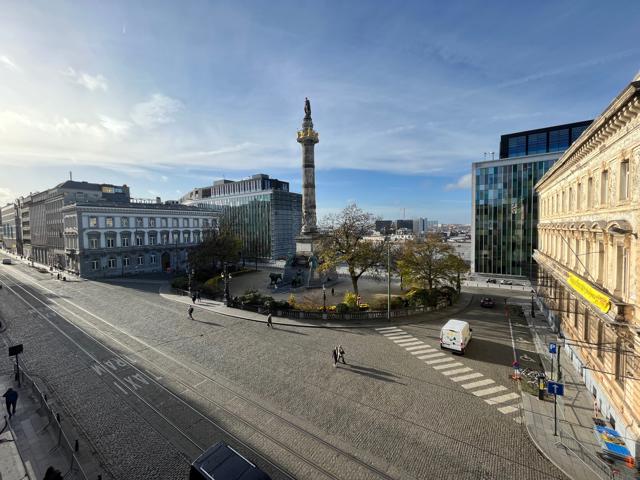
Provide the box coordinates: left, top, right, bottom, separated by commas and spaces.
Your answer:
44, 393, 48, 402
538, 375, 545, 400
74, 439, 79, 452
56, 413, 61, 423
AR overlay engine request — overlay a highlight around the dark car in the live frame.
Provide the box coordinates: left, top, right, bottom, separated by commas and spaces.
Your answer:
486, 278, 497, 284
190, 442, 271, 480
480, 297, 495, 308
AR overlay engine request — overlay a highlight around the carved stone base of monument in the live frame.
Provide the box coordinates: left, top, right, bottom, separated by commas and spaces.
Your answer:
282, 234, 336, 288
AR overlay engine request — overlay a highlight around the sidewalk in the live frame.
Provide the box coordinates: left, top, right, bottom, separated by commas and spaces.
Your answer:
159, 284, 475, 329
520, 306, 638, 480
0, 250, 82, 282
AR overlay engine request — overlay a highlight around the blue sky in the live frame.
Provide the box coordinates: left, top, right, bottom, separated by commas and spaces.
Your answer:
0, 1, 638, 223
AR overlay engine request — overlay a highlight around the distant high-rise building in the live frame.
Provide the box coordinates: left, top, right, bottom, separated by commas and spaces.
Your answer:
472, 120, 592, 276
395, 219, 413, 231
180, 174, 302, 260
375, 220, 394, 234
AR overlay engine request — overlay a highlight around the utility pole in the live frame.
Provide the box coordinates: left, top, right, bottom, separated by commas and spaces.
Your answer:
387, 241, 391, 321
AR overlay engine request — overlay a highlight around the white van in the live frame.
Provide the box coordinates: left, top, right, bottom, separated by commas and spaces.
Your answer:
440, 319, 472, 354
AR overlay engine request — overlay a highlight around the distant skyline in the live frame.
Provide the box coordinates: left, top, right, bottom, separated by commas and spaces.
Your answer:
1, 1, 639, 223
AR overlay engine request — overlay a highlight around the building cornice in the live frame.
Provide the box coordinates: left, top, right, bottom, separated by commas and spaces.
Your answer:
61, 204, 218, 216
536, 80, 640, 191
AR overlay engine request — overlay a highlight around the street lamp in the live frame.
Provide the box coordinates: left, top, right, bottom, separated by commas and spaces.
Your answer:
531, 291, 536, 318
221, 265, 232, 306
188, 268, 195, 296
322, 283, 326, 312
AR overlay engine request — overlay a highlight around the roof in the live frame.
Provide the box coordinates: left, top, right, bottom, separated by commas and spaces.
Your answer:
191, 443, 271, 480
442, 319, 469, 330
54, 180, 102, 191
63, 201, 220, 212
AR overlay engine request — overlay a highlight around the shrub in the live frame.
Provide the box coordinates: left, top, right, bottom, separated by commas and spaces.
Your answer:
343, 292, 358, 310
201, 278, 222, 297
335, 303, 349, 314
171, 275, 189, 290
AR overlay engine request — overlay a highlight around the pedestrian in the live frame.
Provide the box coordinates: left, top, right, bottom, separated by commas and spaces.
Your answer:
331, 287, 335, 297
188, 306, 194, 319
191, 293, 196, 304
44, 467, 63, 480
196, 291, 201, 303
2, 387, 18, 417
337, 345, 346, 364
56, 273, 60, 280
332, 347, 338, 367
266, 312, 273, 328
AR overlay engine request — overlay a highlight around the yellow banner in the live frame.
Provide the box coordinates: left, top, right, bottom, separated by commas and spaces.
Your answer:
567, 274, 611, 314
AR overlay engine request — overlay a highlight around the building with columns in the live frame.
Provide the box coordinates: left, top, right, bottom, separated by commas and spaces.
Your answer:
534, 72, 640, 458
62, 201, 220, 278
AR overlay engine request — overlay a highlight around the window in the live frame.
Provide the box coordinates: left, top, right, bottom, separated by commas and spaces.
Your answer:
136, 217, 144, 228
183, 231, 191, 243
183, 218, 189, 227
161, 218, 168, 228
585, 240, 591, 273
574, 238, 580, 269
548, 128, 569, 152
89, 216, 98, 228
108, 257, 116, 269
619, 160, 629, 201
194, 231, 200, 243
597, 322, 604, 359
149, 234, 157, 246
105, 217, 114, 228
615, 245, 628, 296
121, 217, 129, 228
597, 242, 605, 284
615, 340, 626, 385
573, 300, 579, 328
123, 256, 130, 267
508, 135, 526, 157
527, 132, 547, 155
193, 218, 199, 227
89, 237, 99, 249
568, 187, 573, 211
161, 233, 169, 244
137, 255, 144, 265
576, 182, 582, 210
583, 309, 590, 342
571, 125, 588, 142
203, 219, 209, 227
149, 218, 156, 227
150, 254, 156, 265
91, 259, 99, 270
122, 236, 129, 247
172, 232, 180, 243
172, 218, 179, 227
600, 170, 608, 205
587, 177, 594, 208
135, 234, 144, 246
106, 237, 115, 248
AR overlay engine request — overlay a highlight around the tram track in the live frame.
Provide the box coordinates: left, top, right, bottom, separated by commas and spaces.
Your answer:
0, 267, 398, 480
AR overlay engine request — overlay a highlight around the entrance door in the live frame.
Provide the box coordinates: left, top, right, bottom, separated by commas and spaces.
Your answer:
161, 252, 171, 271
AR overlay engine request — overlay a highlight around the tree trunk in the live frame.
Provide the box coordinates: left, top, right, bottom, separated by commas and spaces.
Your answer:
350, 269, 359, 297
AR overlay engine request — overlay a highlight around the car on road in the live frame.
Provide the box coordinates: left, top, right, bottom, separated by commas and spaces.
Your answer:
440, 319, 472, 355
1, 258, 11, 265
486, 278, 497, 284
500, 279, 513, 285
189, 442, 271, 480
480, 297, 495, 308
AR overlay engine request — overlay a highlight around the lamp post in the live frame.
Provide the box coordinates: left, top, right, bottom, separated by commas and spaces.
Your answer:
322, 283, 326, 312
221, 265, 231, 306
531, 292, 536, 318
188, 268, 194, 296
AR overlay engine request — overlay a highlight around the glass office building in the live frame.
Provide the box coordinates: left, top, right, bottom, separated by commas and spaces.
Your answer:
472, 121, 591, 277
181, 174, 302, 260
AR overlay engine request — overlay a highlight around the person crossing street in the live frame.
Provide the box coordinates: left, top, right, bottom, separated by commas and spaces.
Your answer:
188, 306, 194, 319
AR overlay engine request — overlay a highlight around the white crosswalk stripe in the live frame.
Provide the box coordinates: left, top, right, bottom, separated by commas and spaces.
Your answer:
418, 352, 445, 359
432, 362, 463, 371
472, 385, 507, 397
404, 344, 427, 351
396, 339, 421, 345
394, 338, 417, 343
451, 372, 483, 382
411, 348, 436, 355
382, 330, 405, 336
401, 342, 425, 348
461, 379, 495, 389
386, 335, 412, 340
425, 357, 454, 365
441, 367, 472, 376
485, 392, 520, 405
498, 405, 519, 414
376, 326, 401, 331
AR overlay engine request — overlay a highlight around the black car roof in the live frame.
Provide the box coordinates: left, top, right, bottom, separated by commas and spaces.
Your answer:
191, 443, 271, 480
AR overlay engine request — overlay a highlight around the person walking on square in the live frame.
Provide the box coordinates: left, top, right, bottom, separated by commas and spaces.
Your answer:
337, 345, 346, 364
332, 347, 338, 367
188, 306, 194, 320
191, 293, 197, 304
331, 287, 335, 297
196, 291, 201, 303
3, 387, 18, 417
266, 313, 273, 328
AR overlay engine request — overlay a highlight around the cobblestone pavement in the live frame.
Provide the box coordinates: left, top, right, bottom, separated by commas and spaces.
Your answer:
0, 260, 567, 480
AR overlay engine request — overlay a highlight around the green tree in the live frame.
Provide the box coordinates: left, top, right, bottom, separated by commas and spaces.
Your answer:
397, 235, 469, 292
189, 227, 242, 273
317, 203, 387, 297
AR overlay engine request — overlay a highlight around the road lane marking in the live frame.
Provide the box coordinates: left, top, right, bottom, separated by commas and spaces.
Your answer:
393, 337, 416, 343
376, 326, 400, 331
472, 385, 507, 397
441, 367, 471, 376
382, 330, 405, 336
411, 349, 436, 355
461, 379, 495, 389
432, 362, 463, 371
387, 335, 412, 340
397, 341, 423, 347
405, 344, 427, 351
451, 372, 483, 382
418, 352, 445, 359
425, 357, 454, 365
497, 405, 519, 414
485, 392, 520, 405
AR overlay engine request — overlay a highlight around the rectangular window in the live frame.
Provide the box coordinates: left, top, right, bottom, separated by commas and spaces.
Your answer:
123, 256, 130, 267
172, 232, 180, 243
619, 160, 629, 201
91, 259, 99, 270
148, 217, 156, 227
597, 242, 605, 284
585, 240, 591, 273
121, 217, 129, 228
90, 237, 99, 249
203, 219, 209, 227
150, 254, 156, 264
137, 255, 144, 265
136, 235, 144, 246
136, 217, 144, 228
587, 177, 594, 208
183, 218, 189, 227
89, 216, 98, 228
172, 218, 179, 227
548, 128, 569, 152
161, 233, 169, 244
597, 322, 604, 359
149, 235, 157, 246
105, 217, 114, 228
569, 188, 573, 211
161, 218, 168, 228
573, 300, 579, 328
527, 132, 547, 155
600, 170, 608, 205
122, 236, 129, 247
583, 309, 590, 342
576, 182, 582, 210
507, 135, 526, 157
184, 232, 190, 243
108, 257, 116, 268
193, 218, 199, 227
106, 237, 115, 248
571, 125, 587, 142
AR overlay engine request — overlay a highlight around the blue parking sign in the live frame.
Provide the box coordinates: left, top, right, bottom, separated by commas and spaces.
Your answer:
547, 381, 564, 396
549, 342, 557, 354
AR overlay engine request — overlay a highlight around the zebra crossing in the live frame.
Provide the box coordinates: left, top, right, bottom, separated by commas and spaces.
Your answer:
375, 326, 522, 423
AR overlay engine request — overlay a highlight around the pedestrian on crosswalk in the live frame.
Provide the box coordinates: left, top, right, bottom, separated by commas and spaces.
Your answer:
188, 306, 194, 319
266, 313, 273, 328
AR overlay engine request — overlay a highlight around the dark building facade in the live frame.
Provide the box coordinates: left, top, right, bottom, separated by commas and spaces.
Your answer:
180, 174, 302, 260
472, 120, 592, 277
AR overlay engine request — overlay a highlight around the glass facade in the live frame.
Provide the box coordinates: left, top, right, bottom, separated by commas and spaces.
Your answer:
499, 120, 592, 159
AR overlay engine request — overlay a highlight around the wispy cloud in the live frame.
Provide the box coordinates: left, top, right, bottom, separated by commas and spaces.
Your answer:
99, 115, 132, 136
0, 55, 21, 72
177, 142, 254, 158
444, 173, 471, 191
63, 67, 108, 91
0, 187, 15, 205
131, 94, 183, 129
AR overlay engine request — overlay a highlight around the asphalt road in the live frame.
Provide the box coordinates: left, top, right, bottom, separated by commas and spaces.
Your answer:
0, 258, 566, 480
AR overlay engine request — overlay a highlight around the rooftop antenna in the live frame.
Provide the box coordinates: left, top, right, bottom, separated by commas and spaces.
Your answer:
483, 152, 487, 160
491, 151, 495, 160
69, 171, 72, 180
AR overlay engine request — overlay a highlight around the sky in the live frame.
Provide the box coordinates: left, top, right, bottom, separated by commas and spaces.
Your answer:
0, 1, 639, 224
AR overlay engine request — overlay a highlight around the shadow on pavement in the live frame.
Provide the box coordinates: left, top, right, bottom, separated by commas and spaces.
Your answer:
271, 327, 308, 335
190, 318, 222, 327
464, 337, 543, 369
342, 364, 403, 384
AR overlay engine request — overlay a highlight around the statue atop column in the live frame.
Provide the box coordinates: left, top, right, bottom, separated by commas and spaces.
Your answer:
297, 97, 319, 235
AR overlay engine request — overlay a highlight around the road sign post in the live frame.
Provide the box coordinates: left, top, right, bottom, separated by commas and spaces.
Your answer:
549, 343, 557, 381
547, 381, 564, 436
8, 344, 23, 387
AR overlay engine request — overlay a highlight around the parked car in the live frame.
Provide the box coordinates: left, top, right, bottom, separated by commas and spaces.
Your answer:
480, 297, 495, 308
190, 442, 271, 480
1, 258, 11, 265
486, 278, 497, 284
440, 319, 472, 355
500, 280, 513, 285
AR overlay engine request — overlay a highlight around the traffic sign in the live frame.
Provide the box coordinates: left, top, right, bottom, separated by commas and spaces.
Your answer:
547, 381, 564, 396
549, 342, 557, 354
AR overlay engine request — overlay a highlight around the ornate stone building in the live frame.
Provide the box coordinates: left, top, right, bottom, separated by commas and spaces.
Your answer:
534, 72, 640, 457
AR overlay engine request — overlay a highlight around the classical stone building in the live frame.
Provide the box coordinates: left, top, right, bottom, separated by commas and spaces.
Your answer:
534, 72, 640, 457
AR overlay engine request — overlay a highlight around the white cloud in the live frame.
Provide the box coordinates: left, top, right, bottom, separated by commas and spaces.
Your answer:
0, 187, 15, 205
444, 173, 471, 191
64, 67, 108, 91
130, 93, 183, 128
0, 55, 21, 72
177, 142, 254, 158
160, 175, 168, 182
0, 110, 105, 138
99, 115, 132, 136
